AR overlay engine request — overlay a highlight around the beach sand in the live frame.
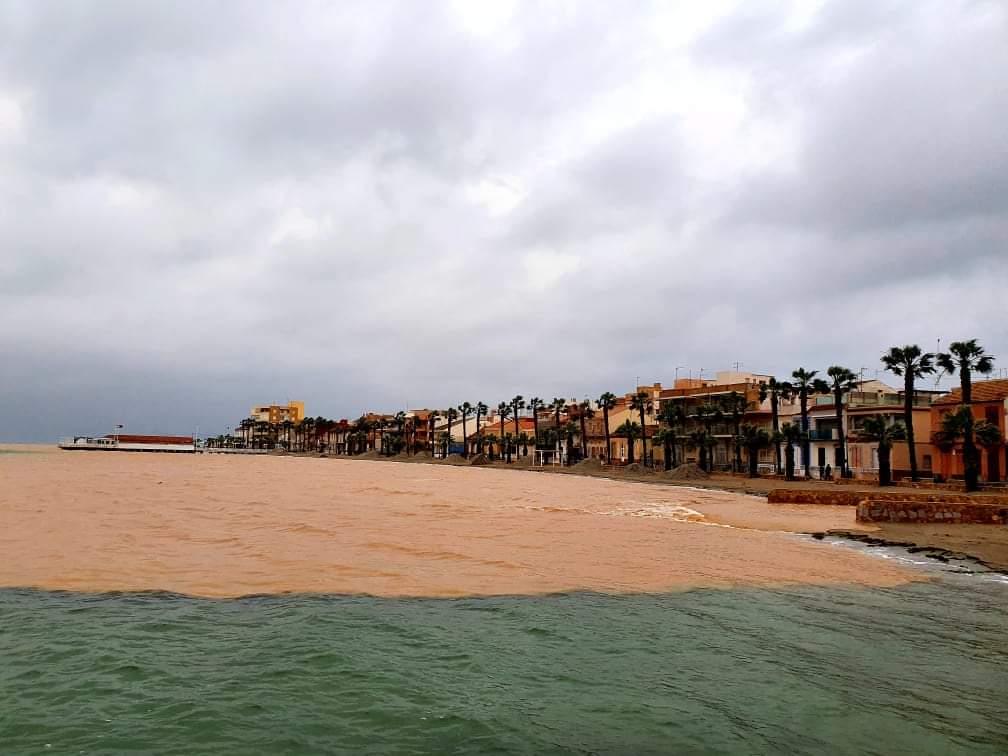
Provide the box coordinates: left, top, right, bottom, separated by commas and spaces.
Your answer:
0, 447, 928, 597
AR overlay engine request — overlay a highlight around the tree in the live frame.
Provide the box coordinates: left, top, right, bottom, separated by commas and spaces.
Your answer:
721, 391, 748, 473
934, 408, 1003, 485
937, 339, 995, 491
597, 392, 617, 464
654, 428, 675, 471
629, 391, 653, 466
779, 422, 802, 481
825, 366, 858, 477
518, 432, 530, 458
459, 402, 473, 458
857, 415, 906, 487
616, 420, 641, 464
881, 345, 935, 482
657, 401, 685, 469
497, 402, 512, 456
792, 368, 829, 478
758, 378, 792, 475
577, 400, 595, 459
550, 398, 566, 457
504, 432, 514, 464
694, 403, 722, 470
738, 424, 771, 478
529, 397, 544, 448
511, 395, 525, 441
474, 402, 488, 452
443, 407, 458, 457
562, 421, 579, 465
428, 411, 439, 457
687, 429, 714, 472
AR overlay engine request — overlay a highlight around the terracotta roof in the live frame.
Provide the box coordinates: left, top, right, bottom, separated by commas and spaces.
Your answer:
933, 379, 1008, 406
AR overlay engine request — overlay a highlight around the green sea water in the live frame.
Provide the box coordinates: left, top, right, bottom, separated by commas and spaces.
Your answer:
2, 580, 1006, 755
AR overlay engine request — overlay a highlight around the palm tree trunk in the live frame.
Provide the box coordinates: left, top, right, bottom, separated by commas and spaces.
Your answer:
603, 409, 610, 464
834, 388, 846, 477
638, 407, 647, 465
462, 416, 468, 458
663, 437, 671, 471
801, 394, 811, 478
772, 395, 781, 475
904, 373, 918, 481
879, 445, 892, 486
580, 414, 587, 459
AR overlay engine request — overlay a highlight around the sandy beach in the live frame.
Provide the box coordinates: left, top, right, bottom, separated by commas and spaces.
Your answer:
0, 446, 925, 597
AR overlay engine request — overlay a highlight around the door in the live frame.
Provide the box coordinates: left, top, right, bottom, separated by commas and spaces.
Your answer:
988, 449, 1001, 483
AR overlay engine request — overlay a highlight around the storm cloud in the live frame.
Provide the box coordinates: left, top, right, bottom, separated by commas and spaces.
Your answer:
1, 0, 1006, 440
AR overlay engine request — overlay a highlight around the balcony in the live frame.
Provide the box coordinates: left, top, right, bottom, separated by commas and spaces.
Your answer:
807, 429, 836, 441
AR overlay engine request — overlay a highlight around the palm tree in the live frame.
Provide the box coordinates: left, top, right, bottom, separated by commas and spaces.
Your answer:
497, 402, 512, 453
656, 401, 685, 469
881, 345, 935, 482
577, 400, 595, 459
825, 366, 858, 478
459, 402, 473, 457
779, 422, 802, 481
694, 403, 722, 470
721, 391, 748, 473
738, 424, 771, 478
562, 421, 579, 465
443, 407, 458, 458
616, 420, 641, 464
792, 368, 829, 478
629, 391, 653, 466
518, 431, 530, 458
511, 395, 525, 440
934, 408, 1003, 485
529, 397, 544, 448
550, 397, 566, 458
474, 402, 488, 451
758, 378, 792, 475
937, 340, 995, 491
428, 411, 439, 457
687, 429, 713, 472
654, 428, 674, 471
857, 415, 906, 486
504, 432, 514, 464
597, 392, 617, 464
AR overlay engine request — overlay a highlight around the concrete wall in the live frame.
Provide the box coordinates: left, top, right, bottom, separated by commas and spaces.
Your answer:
857, 500, 1008, 524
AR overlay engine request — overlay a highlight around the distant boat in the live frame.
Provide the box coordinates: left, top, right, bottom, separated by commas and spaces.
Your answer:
58, 434, 198, 453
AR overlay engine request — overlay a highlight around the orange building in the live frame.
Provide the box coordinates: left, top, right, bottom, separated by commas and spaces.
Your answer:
930, 379, 1008, 483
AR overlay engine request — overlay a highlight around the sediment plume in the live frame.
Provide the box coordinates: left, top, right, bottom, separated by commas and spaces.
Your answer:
0, 450, 916, 598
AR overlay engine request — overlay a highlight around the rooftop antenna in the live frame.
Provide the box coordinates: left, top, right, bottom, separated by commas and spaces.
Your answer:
934, 337, 943, 389
732, 361, 743, 372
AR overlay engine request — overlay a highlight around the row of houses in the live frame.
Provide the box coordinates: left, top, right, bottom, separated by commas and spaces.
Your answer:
238, 370, 1008, 483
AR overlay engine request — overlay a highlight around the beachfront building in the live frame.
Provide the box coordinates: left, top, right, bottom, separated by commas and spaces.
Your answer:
250, 401, 305, 425
658, 372, 777, 471
930, 379, 1008, 483
845, 382, 943, 480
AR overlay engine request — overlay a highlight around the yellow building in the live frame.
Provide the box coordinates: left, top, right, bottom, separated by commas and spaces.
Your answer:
250, 401, 305, 425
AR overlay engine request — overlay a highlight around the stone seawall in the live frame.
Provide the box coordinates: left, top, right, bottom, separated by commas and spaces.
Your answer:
768, 489, 1008, 507
857, 500, 1008, 524
767, 490, 869, 506
767, 489, 1008, 525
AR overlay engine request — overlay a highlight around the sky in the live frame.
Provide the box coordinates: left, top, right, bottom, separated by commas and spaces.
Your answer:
1, 0, 1006, 441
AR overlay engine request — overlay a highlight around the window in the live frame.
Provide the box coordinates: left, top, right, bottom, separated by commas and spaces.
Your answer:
923, 454, 932, 470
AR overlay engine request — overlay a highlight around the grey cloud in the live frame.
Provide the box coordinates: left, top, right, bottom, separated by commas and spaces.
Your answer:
1, 1, 1006, 441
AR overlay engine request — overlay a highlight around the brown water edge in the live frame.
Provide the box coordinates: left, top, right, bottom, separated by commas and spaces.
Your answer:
0, 450, 918, 598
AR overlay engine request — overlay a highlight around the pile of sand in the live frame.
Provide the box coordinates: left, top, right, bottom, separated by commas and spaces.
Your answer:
444, 454, 468, 465
624, 463, 657, 475
575, 458, 603, 471
468, 454, 489, 466
663, 463, 710, 481
357, 450, 384, 460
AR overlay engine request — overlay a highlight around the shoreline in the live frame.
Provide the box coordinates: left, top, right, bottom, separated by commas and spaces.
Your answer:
319, 451, 1008, 573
